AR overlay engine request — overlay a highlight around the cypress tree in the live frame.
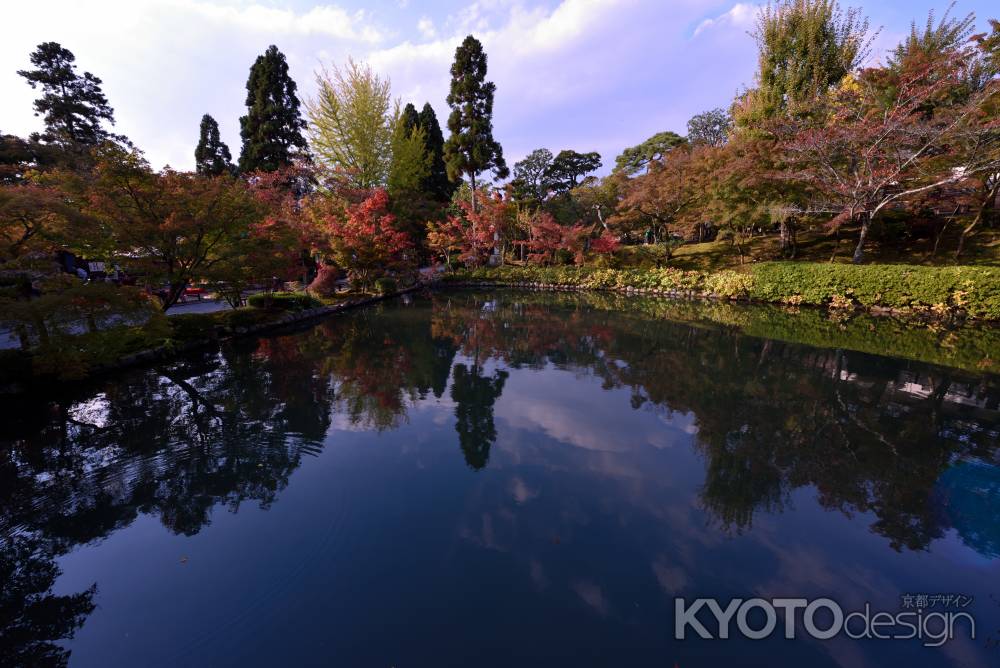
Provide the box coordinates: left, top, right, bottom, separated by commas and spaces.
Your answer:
194, 114, 234, 176
443, 35, 508, 211
401, 103, 420, 134
18, 42, 122, 147
417, 102, 455, 202
238, 45, 307, 173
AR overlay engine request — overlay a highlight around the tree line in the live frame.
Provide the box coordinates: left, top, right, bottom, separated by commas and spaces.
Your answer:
2, 1, 999, 337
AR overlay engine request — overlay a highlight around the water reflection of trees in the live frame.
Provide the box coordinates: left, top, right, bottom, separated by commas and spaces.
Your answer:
0, 301, 465, 664
2, 290, 999, 661
431, 291, 1000, 553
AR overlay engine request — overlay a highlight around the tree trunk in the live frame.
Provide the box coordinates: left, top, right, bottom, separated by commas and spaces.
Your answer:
852, 212, 870, 264
779, 218, 797, 259
956, 182, 999, 259
470, 173, 477, 213
930, 206, 959, 258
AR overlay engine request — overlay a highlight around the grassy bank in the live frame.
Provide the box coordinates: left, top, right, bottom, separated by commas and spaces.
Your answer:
445, 262, 1000, 320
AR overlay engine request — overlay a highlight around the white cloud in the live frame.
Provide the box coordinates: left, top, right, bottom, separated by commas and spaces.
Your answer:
693, 3, 761, 38
1, 0, 761, 171
170, 1, 385, 42
417, 17, 437, 40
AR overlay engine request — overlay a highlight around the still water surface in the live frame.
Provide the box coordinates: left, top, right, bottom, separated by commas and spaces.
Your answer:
2, 290, 999, 667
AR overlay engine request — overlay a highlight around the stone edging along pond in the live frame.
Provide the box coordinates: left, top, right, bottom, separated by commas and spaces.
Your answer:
439, 280, 962, 321
439, 261, 1000, 322
101, 287, 426, 373
0, 286, 427, 395
7, 264, 999, 395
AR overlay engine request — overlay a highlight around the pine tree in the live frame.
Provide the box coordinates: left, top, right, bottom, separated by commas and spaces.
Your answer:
18, 42, 122, 147
195, 114, 234, 176
443, 35, 508, 211
418, 103, 455, 202
238, 45, 307, 173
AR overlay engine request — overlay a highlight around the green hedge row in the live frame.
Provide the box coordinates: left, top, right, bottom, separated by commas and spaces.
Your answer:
445, 262, 1000, 319
746, 263, 1000, 318
247, 291, 323, 311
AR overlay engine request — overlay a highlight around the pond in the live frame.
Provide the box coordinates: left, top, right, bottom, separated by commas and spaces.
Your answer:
2, 289, 999, 667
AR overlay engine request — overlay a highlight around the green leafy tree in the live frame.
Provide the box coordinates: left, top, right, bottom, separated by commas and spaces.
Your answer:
613, 131, 686, 175
418, 103, 455, 201
0, 134, 66, 184
734, 0, 873, 128
307, 58, 396, 189
238, 45, 307, 173
544, 150, 601, 194
194, 114, 234, 176
18, 42, 123, 148
511, 148, 553, 202
687, 108, 732, 147
887, 2, 975, 69
70, 148, 267, 310
443, 35, 509, 211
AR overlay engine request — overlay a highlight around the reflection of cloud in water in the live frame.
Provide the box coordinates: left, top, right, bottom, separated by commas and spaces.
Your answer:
495, 367, 694, 453
529, 560, 548, 590
651, 557, 688, 595
572, 580, 608, 616
510, 477, 539, 504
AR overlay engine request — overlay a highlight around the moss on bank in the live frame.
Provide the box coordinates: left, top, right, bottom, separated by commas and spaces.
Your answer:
445, 262, 1000, 320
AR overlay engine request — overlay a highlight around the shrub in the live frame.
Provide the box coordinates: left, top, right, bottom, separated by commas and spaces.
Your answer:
555, 248, 574, 265
169, 313, 223, 341
308, 264, 343, 297
247, 291, 322, 311
706, 270, 754, 299
747, 263, 1000, 319
224, 307, 277, 329
374, 277, 398, 295
445, 262, 1000, 320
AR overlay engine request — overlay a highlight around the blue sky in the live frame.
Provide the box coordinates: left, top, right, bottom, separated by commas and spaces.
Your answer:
2, 0, 998, 175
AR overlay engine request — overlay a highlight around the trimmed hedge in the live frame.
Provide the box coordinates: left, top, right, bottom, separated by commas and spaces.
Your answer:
445, 263, 1000, 320
247, 291, 323, 311
746, 263, 1000, 319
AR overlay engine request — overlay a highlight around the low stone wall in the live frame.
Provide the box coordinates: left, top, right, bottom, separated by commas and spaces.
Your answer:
440, 280, 722, 300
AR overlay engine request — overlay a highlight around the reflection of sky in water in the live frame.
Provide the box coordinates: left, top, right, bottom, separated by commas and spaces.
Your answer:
4, 291, 999, 667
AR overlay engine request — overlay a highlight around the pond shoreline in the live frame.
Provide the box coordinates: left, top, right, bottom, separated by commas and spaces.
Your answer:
5, 277, 998, 396
0, 286, 425, 396
440, 279, 967, 323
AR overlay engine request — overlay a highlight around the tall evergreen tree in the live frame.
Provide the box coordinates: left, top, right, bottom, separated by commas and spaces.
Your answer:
18, 42, 122, 147
443, 35, 508, 211
417, 102, 454, 201
400, 102, 420, 133
238, 45, 307, 173
194, 114, 234, 176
